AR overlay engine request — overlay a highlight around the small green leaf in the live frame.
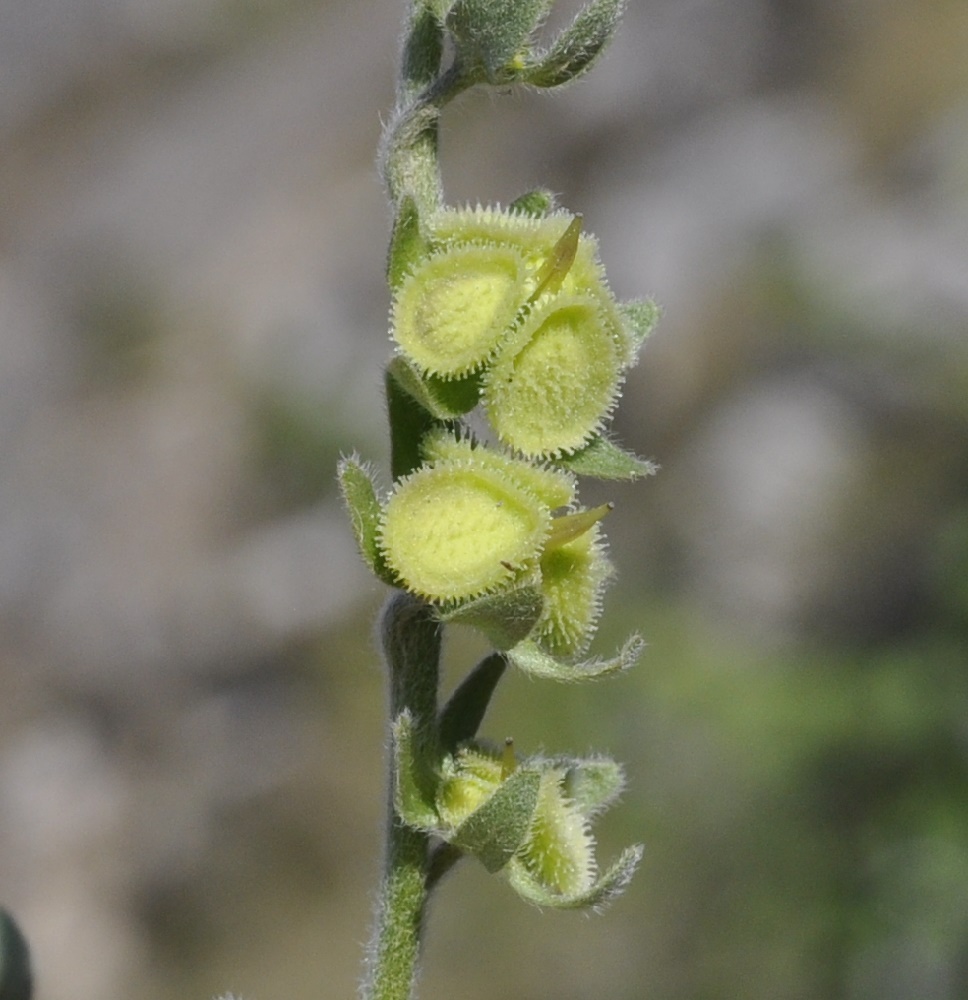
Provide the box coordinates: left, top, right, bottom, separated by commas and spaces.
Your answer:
619, 297, 661, 353
0, 909, 32, 1000
437, 585, 544, 651
452, 767, 541, 872
337, 457, 396, 585
448, 0, 553, 82
556, 434, 658, 480
507, 843, 643, 910
401, 4, 446, 96
385, 360, 482, 484
509, 189, 557, 218
438, 652, 507, 752
506, 633, 644, 682
387, 196, 428, 291
521, 0, 625, 89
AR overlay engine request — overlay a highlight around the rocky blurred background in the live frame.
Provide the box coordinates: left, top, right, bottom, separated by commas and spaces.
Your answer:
1, 0, 967, 998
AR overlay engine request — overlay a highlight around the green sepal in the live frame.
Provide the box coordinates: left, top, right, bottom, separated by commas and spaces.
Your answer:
437, 584, 544, 651
451, 766, 542, 872
386, 358, 480, 482
447, 0, 553, 83
520, 0, 626, 89
618, 297, 661, 354
438, 652, 507, 753
509, 189, 557, 218
557, 755, 626, 817
387, 195, 428, 291
337, 456, 397, 586
556, 434, 658, 480
391, 711, 441, 830
506, 633, 644, 682
0, 909, 32, 1000
423, 370, 482, 415
507, 843, 643, 910
388, 356, 479, 422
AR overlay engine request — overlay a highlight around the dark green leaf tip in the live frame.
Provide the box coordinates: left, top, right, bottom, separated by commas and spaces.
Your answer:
438, 652, 508, 752
0, 909, 32, 1000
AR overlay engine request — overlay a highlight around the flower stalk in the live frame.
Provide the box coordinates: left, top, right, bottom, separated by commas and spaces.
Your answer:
347, 1, 656, 997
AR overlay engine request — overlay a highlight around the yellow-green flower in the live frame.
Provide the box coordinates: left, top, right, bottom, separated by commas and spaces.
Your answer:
391, 242, 528, 377
535, 519, 612, 658
420, 430, 576, 509
379, 459, 550, 602
483, 293, 624, 457
391, 713, 642, 910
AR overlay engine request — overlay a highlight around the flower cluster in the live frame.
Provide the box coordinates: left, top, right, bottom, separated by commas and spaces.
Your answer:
342, 0, 656, 926
392, 206, 636, 458
341, 201, 657, 682
340, 197, 656, 909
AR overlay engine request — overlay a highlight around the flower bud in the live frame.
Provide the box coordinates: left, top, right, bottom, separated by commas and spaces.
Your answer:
514, 769, 595, 897
436, 746, 504, 828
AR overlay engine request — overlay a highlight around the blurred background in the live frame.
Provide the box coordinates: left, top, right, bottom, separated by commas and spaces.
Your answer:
2, 0, 967, 997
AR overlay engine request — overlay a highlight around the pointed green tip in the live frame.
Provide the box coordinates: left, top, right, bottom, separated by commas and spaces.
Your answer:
509, 189, 557, 218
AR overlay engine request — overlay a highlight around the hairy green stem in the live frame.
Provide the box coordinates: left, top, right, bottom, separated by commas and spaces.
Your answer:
364, 819, 431, 1000
362, 593, 442, 1000
380, 1, 481, 215
363, 8, 454, 995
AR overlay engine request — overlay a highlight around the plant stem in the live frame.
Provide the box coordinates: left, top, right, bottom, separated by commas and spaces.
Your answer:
380, 1, 480, 216
363, 8, 452, 994
362, 593, 443, 1000
364, 818, 430, 1000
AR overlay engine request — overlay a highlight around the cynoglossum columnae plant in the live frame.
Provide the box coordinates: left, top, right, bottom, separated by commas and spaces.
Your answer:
338, 1, 660, 998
